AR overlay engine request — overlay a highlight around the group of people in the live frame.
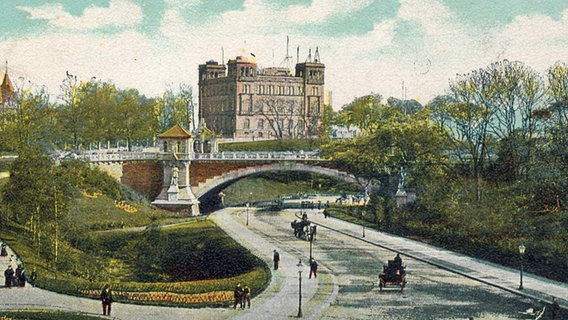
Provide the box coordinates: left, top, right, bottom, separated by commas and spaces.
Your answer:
232, 283, 251, 310
4, 264, 30, 288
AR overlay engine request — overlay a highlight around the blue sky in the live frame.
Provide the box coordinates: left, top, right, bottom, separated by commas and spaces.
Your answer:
2, 0, 568, 108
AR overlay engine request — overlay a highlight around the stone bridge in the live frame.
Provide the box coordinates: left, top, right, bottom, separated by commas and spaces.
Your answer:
77, 134, 364, 216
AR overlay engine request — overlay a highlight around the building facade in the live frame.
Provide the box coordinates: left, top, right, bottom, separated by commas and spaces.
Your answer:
198, 50, 325, 140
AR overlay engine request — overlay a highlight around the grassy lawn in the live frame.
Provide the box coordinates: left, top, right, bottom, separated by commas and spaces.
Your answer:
222, 172, 361, 205
0, 177, 270, 308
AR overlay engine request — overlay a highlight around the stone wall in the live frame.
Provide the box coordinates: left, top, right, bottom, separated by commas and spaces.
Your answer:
189, 161, 270, 186
122, 162, 163, 200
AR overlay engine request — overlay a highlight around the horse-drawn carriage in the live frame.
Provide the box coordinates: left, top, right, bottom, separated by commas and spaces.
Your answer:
291, 212, 316, 241
379, 255, 407, 292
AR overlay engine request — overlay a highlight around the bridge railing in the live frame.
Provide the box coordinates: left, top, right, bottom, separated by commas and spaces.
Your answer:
193, 151, 321, 161
77, 150, 322, 162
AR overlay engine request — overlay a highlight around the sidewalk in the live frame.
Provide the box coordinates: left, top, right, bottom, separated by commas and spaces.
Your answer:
304, 208, 568, 310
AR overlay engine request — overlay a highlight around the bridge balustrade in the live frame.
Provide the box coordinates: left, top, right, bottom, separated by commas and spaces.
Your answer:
78, 150, 322, 162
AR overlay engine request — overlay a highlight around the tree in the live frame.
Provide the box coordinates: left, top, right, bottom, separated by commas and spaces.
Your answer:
2, 145, 71, 262
158, 84, 196, 133
485, 60, 547, 179
0, 78, 56, 150
254, 96, 314, 139
334, 94, 384, 134
429, 68, 494, 200
324, 98, 447, 197
58, 72, 84, 149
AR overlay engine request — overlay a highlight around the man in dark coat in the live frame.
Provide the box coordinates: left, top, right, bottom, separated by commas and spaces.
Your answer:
1, 242, 7, 256
309, 258, 318, 279
15, 264, 25, 287
273, 250, 280, 270
100, 284, 113, 316
233, 283, 243, 309
4, 265, 14, 288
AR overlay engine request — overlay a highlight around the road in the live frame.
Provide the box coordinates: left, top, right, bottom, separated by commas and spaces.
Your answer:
0, 206, 566, 319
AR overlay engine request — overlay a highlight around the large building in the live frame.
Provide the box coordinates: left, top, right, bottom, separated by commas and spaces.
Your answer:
198, 49, 325, 140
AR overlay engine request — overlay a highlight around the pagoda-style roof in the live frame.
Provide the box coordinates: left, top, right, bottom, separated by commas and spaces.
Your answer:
158, 124, 192, 139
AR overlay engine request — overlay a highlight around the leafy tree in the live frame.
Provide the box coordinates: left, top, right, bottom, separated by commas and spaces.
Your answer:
0, 79, 55, 150
334, 94, 384, 134
158, 84, 196, 133
2, 145, 71, 262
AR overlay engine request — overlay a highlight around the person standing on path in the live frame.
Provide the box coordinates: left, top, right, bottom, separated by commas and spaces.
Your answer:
233, 283, 243, 309
273, 250, 280, 270
242, 285, 251, 309
309, 258, 318, 279
551, 296, 561, 320
29, 269, 37, 287
4, 265, 14, 288
100, 284, 114, 316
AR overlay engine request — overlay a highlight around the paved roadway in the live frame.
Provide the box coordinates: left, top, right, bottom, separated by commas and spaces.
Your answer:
0, 206, 567, 319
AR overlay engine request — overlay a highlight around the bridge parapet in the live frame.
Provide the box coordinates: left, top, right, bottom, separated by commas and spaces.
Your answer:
193, 151, 322, 161
78, 150, 323, 163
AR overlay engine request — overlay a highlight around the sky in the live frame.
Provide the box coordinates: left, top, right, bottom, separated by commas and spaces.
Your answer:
2, 0, 568, 109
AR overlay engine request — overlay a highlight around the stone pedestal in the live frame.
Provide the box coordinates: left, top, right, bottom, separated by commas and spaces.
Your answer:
152, 161, 200, 215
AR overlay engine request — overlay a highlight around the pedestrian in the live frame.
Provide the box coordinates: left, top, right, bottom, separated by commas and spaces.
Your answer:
4, 265, 14, 288
1, 241, 7, 257
552, 296, 561, 320
29, 268, 37, 287
242, 285, 251, 309
16, 264, 25, 287
233, 283, 243, 309
273, 250, 280, 270
309, 258, 318, 279
100, 284, 113, 316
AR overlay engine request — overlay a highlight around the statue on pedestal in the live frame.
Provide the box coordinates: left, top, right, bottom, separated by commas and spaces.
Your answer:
171, 166, 179, 186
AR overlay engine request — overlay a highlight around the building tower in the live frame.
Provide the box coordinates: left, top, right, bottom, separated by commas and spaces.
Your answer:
0, 62, 15, 112
295, 48, 325, 136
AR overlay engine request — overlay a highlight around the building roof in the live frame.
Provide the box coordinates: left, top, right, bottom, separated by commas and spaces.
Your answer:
158, 124, 192, 139
0, 72, 15, 105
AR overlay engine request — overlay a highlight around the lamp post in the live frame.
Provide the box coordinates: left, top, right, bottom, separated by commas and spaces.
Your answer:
246, 202, 250, 226
297, 259, 303, 318
518, 244, 525, 290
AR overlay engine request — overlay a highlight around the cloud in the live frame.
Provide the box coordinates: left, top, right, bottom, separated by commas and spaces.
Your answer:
285, 0, 373, 24
6, 0, 568, 110
16, 0, 143, 30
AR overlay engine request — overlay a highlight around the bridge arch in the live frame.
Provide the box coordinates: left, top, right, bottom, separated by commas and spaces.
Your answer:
193, 162, 361, 198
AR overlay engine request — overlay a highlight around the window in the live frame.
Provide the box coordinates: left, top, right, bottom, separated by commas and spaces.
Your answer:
312, 87, 319, 96
243, 119, 250, 130
258, 119, 264, 130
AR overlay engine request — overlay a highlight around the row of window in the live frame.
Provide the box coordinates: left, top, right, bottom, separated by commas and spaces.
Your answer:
242, 118, 305, 132
202, 83, 321, 97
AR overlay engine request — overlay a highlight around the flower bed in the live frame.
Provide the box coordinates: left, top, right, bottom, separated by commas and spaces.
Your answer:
80, 289, 233, 304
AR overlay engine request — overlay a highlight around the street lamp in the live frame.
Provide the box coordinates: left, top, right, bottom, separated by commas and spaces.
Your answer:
246, 202, 250, 226
297, 259, 303, 318
518, 244, 526, 290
